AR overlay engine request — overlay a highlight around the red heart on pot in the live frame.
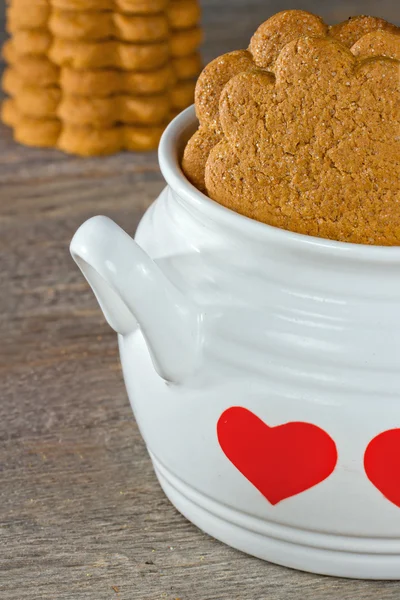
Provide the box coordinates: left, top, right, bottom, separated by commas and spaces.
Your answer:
364, 429, 400, 507
217, 406, 338, 505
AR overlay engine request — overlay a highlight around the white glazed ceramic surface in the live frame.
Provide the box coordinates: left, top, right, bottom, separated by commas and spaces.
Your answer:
71, 106, 400, 579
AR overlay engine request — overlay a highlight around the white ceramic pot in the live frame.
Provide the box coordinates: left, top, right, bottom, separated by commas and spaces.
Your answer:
71, 106, 400, 580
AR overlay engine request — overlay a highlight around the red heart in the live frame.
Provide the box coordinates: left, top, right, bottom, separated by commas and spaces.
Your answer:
364, 429, 400, 507
217, 407, 338, 505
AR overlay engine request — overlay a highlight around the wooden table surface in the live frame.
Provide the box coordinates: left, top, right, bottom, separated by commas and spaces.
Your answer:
1, 1, 399, 598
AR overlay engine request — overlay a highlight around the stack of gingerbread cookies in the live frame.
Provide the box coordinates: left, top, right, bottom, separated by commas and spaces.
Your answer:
168, 0, 202, 118
2, 0, 202, 156
2, 0, 62, 149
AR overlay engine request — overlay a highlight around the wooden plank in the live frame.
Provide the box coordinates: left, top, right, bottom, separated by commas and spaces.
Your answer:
1, 0, 399, 598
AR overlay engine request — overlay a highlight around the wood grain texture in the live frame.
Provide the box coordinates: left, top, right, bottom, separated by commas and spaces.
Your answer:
1, 1, 399, 598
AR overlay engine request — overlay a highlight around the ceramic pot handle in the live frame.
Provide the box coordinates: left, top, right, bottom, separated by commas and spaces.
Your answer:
70, 216, 202, 383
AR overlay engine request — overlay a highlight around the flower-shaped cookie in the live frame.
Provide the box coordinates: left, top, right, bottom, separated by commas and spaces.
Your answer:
182, 10, 400, 245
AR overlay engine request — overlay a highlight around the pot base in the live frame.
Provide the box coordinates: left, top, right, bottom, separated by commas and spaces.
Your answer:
151, 453, 400, 580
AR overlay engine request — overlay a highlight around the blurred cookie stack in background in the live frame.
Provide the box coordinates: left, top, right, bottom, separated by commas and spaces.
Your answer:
1, 0, 202, 156
47, 0, 178, 156
168, 0, 202, 119
2, 0, 62, 148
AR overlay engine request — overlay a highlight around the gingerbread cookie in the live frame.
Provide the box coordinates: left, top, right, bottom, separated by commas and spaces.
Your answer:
168, 0, 201, 30
3, 41, 59, 85
7, 1, 49, 32
3, 73, 60, 118
183, 10, 400, 245
49, 10, 169, 43
123, 124, 165, 151
2, 98, 61, 147
49, 0, 168, 13
58, 123, 165, 155
170, 79, 196, 111
49, 38, 170, 70
57, 93, 170, 127
7, 29, 51, 56
183, 10, 399, 193
170, 26, 203, 57
206, 38, 400, 244
59, 64, 175, 97
172, 53, 202, 80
